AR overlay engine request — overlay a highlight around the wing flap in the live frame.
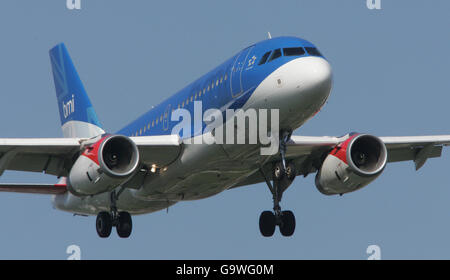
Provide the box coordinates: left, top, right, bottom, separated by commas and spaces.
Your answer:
380, 135, 450, 170
0, 138, 82, 176
5, 154, 67, 176
387, 145, 443, 163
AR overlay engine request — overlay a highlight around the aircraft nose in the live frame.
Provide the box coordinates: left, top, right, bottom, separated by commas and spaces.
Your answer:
241, 55, 333, 117
299, 56, 332, 94
270, 56, 333, 123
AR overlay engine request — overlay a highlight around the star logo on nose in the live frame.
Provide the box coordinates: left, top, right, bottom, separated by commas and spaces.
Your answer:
248, 56, 257, 67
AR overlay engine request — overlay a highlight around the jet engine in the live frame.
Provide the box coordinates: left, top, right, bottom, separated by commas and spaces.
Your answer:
68, 135, 140, 196
315, 133, 387, 195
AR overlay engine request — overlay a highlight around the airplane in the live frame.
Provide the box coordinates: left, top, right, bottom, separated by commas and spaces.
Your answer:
0, 36, 449, 238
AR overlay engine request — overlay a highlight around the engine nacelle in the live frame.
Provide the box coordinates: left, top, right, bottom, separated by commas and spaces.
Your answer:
315, 133, 387, 195
68, 135, 140, 196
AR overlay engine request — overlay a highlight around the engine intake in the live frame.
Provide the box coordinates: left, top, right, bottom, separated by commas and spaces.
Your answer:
68, 135, 140, 196
346, 134, 387, 177
315, 133, 387, 195
98, 135, 139, 178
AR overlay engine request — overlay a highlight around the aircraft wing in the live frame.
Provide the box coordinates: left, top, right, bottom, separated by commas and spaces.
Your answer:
232, 134, 450, 188
0, 183, 68, 195
0, 134, 182, 182
287, 135, 450, 170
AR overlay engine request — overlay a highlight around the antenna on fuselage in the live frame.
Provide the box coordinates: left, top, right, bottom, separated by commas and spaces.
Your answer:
267, 32, 272, 39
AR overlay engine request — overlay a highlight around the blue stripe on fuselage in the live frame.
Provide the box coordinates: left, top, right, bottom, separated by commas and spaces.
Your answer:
117, 36, 324, 139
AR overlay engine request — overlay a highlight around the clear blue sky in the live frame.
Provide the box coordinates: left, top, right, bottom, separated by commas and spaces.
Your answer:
0, 0, 450, 259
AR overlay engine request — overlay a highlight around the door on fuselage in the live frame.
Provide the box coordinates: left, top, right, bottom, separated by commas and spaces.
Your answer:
230, 46, 254, 98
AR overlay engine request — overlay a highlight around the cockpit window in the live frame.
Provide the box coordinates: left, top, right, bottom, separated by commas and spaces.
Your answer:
305, 47, 322, 57
258, 51, 271, 65
268, 49, 282, 62
283, 47, 305, 56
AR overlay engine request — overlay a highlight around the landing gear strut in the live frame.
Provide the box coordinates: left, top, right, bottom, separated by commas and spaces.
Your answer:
96, 189, 133, 238
259, 131, 297, 237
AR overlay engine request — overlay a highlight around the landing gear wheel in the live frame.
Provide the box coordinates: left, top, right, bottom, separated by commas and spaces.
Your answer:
285, 162, 296, 181
279, 210, 296, 237
96, 211, 112, 238
259, 211, 276, 237
116, 211, 133, 238
273, 162, 285, 180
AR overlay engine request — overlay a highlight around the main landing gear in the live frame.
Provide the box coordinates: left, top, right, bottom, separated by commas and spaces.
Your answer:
259, 131, 297, 237
96, 190, 133, 238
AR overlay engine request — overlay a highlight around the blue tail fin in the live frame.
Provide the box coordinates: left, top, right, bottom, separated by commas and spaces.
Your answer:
49, 43, 104, 138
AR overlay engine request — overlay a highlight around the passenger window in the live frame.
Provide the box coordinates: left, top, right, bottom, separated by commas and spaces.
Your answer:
268, 49, 282, 62
305, 47, 322, 57
283, 47, 305, 56
258, 51, 271, 65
